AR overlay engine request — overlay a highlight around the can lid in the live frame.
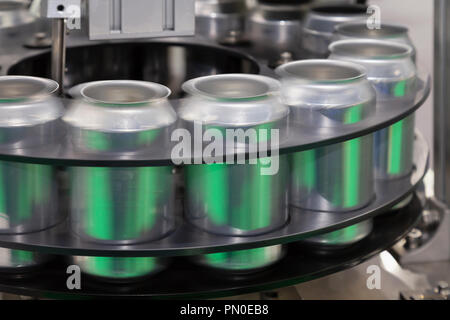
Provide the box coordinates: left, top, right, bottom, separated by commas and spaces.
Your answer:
182, 74, 280, 101
335, 22, 409, 39
329, 39, 414, 60
329, 40, 417, 100
180, 74, 288, 127
64, 80, 177, 132
276, 59, 366, 84
0, 76, 62, 127
276, 59, 375, 126
0, 76, 58, 102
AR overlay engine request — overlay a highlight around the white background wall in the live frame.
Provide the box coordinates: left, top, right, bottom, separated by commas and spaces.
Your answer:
369, 0, 434, 164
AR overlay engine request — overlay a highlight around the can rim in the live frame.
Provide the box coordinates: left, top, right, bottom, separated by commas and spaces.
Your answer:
335, 22, 409, 39
182, 73, 280, 101
79, 80, 171, 106
0, 76, 59, 103
329, 39, 414, 61
275, 59, 367, 84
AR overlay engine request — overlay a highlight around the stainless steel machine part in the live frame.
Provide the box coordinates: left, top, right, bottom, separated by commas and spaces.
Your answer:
181, 74, 289, 236
302, 4, 368, 57
276, 59, 375, 245
329, 40, 417, 181
64, 80, 177, 280
88, 0, 195, 40
0, 0, 36, 48
0, 76, 62, 235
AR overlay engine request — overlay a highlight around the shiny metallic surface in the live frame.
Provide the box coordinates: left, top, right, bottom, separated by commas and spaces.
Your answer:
180, 74, 287, 128
72, 255, 165, 281
330, 40, 417, 179
0, 76, 62, 234
302, 4, 368, 57
334, 22, 417, 62
65, 81, 177, 245
0, 0, 37, 48
0, 1, 33, 29
196, 0, 248, 43
182, 74, 290, 237
247, 1, 307, 64
276, 60, 376, 213
276, 59, 375, 127
303, 220, 373, 246
0, 248, 48, 270
8, 42, 260, 98
195, 245, 284, 271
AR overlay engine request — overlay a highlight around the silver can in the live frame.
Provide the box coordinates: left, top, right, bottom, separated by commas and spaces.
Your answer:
329, 40, 417, 180
195, 245, 284, 272
180, 74, 289, 271
247, 1, 307, 65
72, 255, 166, 281
195, 0, 248, 44
302, 4, 368, 57
0, 76, 62, 235
334, 22, 417, 62
276, 60, 376, 246
0, 248, 49, 271
302, 219, 373, 247
64, 80, 177, 280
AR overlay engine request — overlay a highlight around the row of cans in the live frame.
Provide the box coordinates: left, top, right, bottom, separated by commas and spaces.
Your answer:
0, 38, 418, 281
196, 1, 415, 65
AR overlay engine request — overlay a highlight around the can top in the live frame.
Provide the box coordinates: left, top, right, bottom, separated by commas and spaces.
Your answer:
64, 80, 177, 132
0, 76, 58, 102
335, 22, 410, 40
276, 59, 367, 83
79, 80, 171, 106
303, 4, 368, 34
276, 59, 376, 126
0, 76, 63, 127
180, 74, 288, 127
329, 40, 417, 100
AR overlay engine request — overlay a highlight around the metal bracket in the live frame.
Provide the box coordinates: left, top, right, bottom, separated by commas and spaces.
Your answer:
41, 0, 81, 19
88, 0, 195, 40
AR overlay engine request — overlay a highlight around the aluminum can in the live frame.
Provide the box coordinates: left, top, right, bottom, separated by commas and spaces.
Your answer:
64, 80, 177, 280
329, 39, 417, 180
276, 59, 376, 245
180, 74, 289, 270
302, 4, 368, 57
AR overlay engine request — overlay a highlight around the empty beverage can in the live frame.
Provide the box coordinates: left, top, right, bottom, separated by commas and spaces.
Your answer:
64, 80, 177, 280
276, 60, 376, 245
302, 4, 368, 57
329, 40, 417, 181
180, 74, 289, 270
334, 22, 417, 62
0, 75, 61, 272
